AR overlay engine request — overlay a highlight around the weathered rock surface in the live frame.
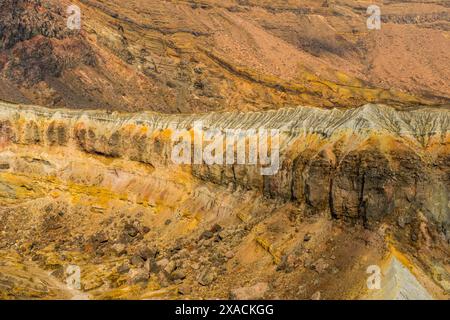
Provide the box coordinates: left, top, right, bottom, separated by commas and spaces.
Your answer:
0, 101, 448, 300
0, 101, 448, 229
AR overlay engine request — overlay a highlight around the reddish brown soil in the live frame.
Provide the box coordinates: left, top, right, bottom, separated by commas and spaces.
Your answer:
0, 0, 449, 112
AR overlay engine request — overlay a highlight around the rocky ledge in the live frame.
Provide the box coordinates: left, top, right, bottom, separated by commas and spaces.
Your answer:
0, 101, 449, 231
0, 100, 449, 299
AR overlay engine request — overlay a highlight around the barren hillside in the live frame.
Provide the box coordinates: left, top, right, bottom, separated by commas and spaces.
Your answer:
0, 1, 448, 301
0, 0, 449, 111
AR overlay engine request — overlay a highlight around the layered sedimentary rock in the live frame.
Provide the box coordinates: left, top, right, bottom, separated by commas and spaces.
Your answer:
1, 0, 449, 302
1, 101, 448, 229
0, 100, 449, 299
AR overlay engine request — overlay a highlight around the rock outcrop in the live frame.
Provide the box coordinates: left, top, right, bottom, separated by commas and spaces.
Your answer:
1, 0, 449, 301
0, 101, 448, 300
0, 101, 448, 230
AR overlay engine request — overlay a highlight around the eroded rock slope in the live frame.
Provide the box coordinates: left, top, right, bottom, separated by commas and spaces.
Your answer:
1, 101, 448, 226
0, 101, 448, 299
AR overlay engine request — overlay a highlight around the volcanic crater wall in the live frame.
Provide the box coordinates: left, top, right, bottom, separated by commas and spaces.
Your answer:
0, 101, 449, 233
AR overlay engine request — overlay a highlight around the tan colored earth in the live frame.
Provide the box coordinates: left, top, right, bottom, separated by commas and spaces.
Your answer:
0, 0, 449, 300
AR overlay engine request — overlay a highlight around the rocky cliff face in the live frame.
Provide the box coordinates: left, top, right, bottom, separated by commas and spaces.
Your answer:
1, 101, 448, 228
0, 0, 449, 301
0, 101, 449, 299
